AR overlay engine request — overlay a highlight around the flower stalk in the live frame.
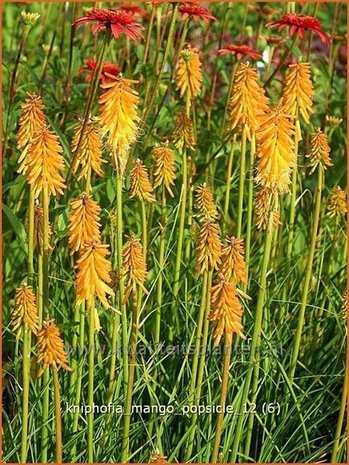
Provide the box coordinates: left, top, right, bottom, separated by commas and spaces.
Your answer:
289, 166, 323, 383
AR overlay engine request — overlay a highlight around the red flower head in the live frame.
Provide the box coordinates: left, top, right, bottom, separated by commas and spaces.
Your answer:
218, 44, 262, 61
179, 2, 216, 22
114, 5, 147, 18
73, 7, 144, 42
78, 59, 121, 85
267, 13, 329, 43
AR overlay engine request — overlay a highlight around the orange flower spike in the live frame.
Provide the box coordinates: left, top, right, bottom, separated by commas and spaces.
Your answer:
17, 92, 46, 150
122, 236, 148, 304
176, 45, 202, 99
256, 106, 295, 193
307, 129, 332, 174
34, 205, 52, 253
12, 284, 39, 338
195, 183, 219, 222
282, 61, 314, 124
37, 319, 72, 376
75, 241, 114, 308
71, 117, 105, 181
229, 62, 269, 140
255, 187, 282, 230
68, 194, 102, 254
152, 142, 176, 197
130, 158, 156, 202
196, 221, 222, 275
209, 276, 245, 347
98, 73, 140, 174
174, 109, 196, 150
18, 124, 66, 197
220, 237, 247, 285
327, 186, 347, 218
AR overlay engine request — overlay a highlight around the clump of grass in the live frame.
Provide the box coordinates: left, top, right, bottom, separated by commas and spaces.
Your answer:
2, 2, 347, 464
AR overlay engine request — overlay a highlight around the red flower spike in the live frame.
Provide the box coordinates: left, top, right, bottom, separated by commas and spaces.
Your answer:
179, 2, 216, 22
218, 44, 262, 61
78, 59, 121, 85
267, 13, 330, 44
73, 7, 144, 42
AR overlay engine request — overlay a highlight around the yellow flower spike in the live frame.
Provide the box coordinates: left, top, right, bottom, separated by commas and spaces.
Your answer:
12, 284, 39, 338
255, 187, 282, 230
17, 92, 46, 151
71, 117, 105, 181
152, 142, 176, 197
196, 221, 222, 276
307, 129, 332, 174
195, 183, 219, 223
256, 105, 295, 194
98, 73, 140, 175
209, 275, 245, 347
68, 194, 102, 254
18, 124, 66, 197
75, 241, 114, 308
37, 319, 72, 377
282, 61, 314, 127
229, 62, 269, 140
176, 44, 202, 99
327, 186, 347, 218
220, 236, 248, 285
122, 236, 148, 304
33, 205, 52, 253
129, 158, 156, 203
174, 109, 196, 150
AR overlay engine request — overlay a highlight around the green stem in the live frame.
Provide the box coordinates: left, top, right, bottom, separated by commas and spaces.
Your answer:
53, 369, 63, 463
185, 269, 212, 460
230, 205, 275, 462
188, 269, 209, 403
62, 3, 77, 129
116, 172, 128, 390
20, 327, 31, 463
107, 171, 127, 409
184, 183, 194, 264
221, 62, 237, 138
289, 167, 323, 383
87, 298, 95, 463
331, 363, 347, 462
245, 133, 256, 271
223, 135, 236, 234
21, 186, 35, 462
27, 187, 35, 283
141, 201, 148, 261
41, 368, 50, 463
143, 6, 155, 64
286, 135, 299, 261
170, 94, 190, 338
37, 254, 43, 328
71, 304, 86, 459
3, 27, 29, 157
141, 4, 178, 128
41, 185, 50, 463
237, 126, 247, 238
207, 6, 231, 130
211, 334, 233, 462
121, 291, 139, 462
39, 11, 60, 94
155, 187, 166, 344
